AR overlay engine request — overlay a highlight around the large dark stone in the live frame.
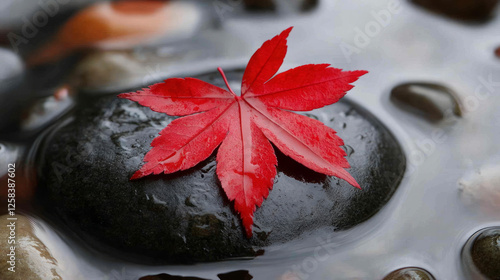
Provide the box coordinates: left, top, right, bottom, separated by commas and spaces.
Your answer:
38, 69, 405, 263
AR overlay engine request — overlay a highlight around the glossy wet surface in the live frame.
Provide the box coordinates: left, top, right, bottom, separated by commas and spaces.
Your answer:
37, 69, 404, 262
0, 0, 499, 279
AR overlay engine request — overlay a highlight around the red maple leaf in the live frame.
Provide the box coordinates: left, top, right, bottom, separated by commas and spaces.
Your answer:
118, 27, 367, 237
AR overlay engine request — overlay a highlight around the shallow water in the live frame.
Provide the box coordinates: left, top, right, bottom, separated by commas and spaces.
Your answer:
2, 0, 500, 279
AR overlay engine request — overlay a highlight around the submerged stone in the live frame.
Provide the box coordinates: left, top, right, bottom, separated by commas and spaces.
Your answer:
390, 82, 462, 122
0, 215, 63, 280
39, 69, 405, 263
383, 267, 435, 280
462, 227, 500, 280
217, 270, 253, 280
411, 0, 499, 21
244, 0, 275, 11
301, 0, 318, 11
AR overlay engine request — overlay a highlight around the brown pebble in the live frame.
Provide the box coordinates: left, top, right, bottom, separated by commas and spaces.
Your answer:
383, 267, 435, 280
466, 227, 500, 279
0, 215, 62, 280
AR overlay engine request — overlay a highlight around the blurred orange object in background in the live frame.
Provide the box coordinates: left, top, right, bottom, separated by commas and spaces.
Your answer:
28, 0, 201, 66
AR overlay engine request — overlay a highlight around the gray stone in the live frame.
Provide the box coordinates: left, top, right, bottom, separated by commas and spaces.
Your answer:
390, 82, 462, 122
0, 48, 23, 85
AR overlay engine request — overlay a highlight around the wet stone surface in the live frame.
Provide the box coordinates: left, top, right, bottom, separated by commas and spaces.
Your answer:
0, 215, 63, 280
390, 82, 462, 122
411, 0, 499, 21
38, 69, 405, 263
463, 227, 500, 280
383, 267, 435, 280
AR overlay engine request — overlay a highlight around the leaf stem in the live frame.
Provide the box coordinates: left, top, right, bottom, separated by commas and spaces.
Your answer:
218, 67, 238, 97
